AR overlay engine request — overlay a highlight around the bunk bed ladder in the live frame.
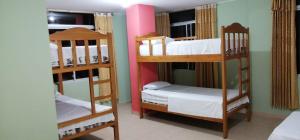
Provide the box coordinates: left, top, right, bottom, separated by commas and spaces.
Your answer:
238, 32, 251, 122
91, 34, 120, 140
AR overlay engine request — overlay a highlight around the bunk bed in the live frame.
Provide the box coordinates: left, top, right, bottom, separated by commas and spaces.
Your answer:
49, 28, 119, 140
136, 23, 251, 138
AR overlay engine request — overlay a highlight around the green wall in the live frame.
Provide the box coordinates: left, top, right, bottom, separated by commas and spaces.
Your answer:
63, 12, 131, 104
218, 0, 295, 115
112, 12, 131, 103
0, 0, 58, 140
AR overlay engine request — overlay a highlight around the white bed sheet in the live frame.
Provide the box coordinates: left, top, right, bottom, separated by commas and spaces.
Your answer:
142, 85, 249, 119
55, 95, 114, 136
50, 44, 109, 67
139, 38, 221, 56
268, 111, 300, 140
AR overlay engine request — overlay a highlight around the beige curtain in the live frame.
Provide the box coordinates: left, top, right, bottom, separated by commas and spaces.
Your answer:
94, 13, 117, 100
195, 4, 219, 88
272, 0, 299, 109
155, 12, 171, 36
155, 12, 172, 82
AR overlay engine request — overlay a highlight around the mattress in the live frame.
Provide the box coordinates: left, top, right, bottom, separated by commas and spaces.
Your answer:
55, 95, 114, 138
268, 111, 300, 140
139, 38, 221, 56
142, 85, 249, 119
50, 44, 109, 67
139, 38, 246, 56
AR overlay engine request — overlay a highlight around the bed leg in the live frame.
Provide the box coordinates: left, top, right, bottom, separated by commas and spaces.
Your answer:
246, 104, 252, 122
223, 118, 228, 139
113, 123, 120, 140
140, 107, 144, 119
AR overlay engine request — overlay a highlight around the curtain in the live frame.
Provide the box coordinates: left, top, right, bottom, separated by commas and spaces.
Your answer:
195, 4, 219, 88
94, 13, 118, 100
155, 12, 171, 36
155, 12, 172, 82
272, 0, 299, 109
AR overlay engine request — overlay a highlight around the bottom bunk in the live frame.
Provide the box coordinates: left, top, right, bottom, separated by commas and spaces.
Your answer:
55, 94, 115, 139
142, 84, 249, 119
140, 81, 251, 138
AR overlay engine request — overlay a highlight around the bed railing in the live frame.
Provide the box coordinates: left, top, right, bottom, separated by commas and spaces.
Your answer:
49, 28, 119, 139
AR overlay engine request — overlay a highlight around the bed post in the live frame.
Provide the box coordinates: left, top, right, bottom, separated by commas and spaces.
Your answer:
107, 33, 120, 140
136, 38, 144, 119
246, 28, 252, 122
221, 26, 228, 139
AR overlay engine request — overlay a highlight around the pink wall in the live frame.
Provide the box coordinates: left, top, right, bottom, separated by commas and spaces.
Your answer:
126, 4, 158, 112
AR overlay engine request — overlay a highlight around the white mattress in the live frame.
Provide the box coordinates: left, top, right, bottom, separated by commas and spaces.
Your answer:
139, 39, 221, 56
50, 44, 109, 67
268, 111, 300, 140
55, 95, 114, 137
142, 85, 249, 119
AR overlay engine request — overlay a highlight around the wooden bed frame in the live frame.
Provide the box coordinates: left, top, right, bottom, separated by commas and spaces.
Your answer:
136, 23, 251, 139
50, 28, 119, 140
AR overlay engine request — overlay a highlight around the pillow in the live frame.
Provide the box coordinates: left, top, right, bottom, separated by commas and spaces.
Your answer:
143, 81, 171, 90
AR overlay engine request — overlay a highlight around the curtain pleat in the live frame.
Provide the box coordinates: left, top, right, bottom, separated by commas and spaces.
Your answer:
195, 4, 219, 88
155, 12, 172, 82
94, 13, 117, 100
272, 0, 299, 109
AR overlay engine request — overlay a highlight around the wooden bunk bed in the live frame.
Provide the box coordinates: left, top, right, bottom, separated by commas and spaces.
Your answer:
49, 28, 119, 140
136, 23, 251, 138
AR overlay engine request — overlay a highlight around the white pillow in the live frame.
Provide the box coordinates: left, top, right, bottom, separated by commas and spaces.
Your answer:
143, 81, 171, 90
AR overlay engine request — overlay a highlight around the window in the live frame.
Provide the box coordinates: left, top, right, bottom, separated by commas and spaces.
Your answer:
170, 9, 196, 70
170, 9, 195, 38
48, 11, 97, 81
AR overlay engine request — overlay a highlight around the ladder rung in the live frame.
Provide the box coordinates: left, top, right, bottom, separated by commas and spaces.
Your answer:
95, 95, 111, 100
242, 79, 249, 84
241, 66, 249, 71
93, 79, 110, 85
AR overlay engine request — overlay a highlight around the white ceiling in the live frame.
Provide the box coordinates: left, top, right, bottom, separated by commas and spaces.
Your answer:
46, 0, 226, 13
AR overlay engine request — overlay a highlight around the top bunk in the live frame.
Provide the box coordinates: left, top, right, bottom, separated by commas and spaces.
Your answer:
49, 28, 114, 74
135, 23, 249, 62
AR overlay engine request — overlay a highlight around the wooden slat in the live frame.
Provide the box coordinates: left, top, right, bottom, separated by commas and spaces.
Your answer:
84, 40, 91, 65
57, 41, 64, 69
58, 73, 64, 94
95, 95, 111, 100
242, 79, 249, 84
71, 40, 77, 67
93, 79, 110, 85
227, 103, 249, 117
137, 55, 222, 62
241, 66, 249, 71
58, 109, 113, 128
149, 40, 153, 56
233, 33, 236, 54
227, 93, 248, 105
141, 102, 223, 123
52, 64, 111, 74
96, 39, 102, 65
